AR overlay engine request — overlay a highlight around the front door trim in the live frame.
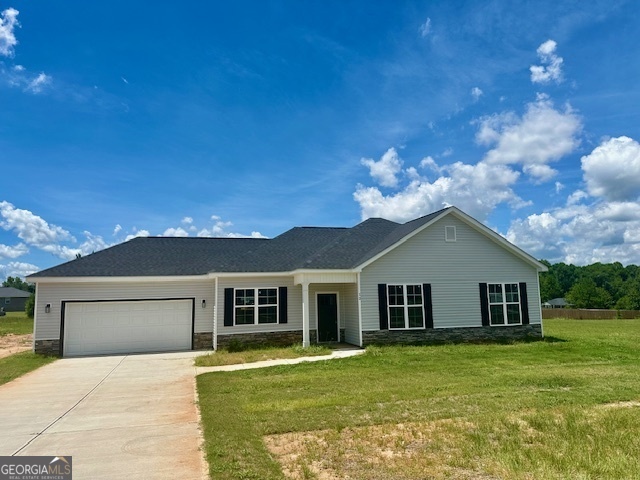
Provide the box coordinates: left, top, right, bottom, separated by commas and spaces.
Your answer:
316, 292, 340, 343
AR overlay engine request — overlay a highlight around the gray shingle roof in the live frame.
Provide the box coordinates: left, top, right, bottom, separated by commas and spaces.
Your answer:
0, 287, 32, 298
29, 208, 450, 278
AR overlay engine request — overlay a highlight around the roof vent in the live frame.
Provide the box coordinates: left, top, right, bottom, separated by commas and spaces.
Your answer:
445, 226, 456, 242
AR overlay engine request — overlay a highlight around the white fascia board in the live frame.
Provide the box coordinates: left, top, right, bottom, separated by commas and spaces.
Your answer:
210, 271, 292, 278
27, 275, 214, 284
354, 207, 548, 273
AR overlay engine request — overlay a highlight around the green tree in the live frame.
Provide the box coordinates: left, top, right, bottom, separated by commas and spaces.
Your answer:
614, 278, 640, 310
539, 271, 563, 302
25, 293, 35, 318
567, 278, 612, 309
2, 276, 35, 293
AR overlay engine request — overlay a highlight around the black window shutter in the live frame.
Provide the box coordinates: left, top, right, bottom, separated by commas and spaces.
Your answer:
423, 283, 434, 329
378, 284, 388, 330
519, 282, 530, 325
224, 288, 234, 327
278, 286, 288, 324
479, 283, 490, 326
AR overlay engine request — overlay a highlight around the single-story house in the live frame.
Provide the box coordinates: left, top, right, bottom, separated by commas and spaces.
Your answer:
27, 206, 547, 357
542, 298, 572, 309
0, 287, 31, 312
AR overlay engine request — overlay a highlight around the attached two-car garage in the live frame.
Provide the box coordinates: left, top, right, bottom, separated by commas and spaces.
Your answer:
63, 299, 193, 357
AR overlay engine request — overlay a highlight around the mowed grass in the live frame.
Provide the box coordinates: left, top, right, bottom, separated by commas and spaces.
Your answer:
0, 311, 55, 386
0, 351, 56, 386
0, 311, 33, 336
197, 319, 640, 479
196, 344, 331, 367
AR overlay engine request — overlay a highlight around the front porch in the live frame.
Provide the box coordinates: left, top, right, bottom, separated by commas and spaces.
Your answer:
295, 271, 361, 347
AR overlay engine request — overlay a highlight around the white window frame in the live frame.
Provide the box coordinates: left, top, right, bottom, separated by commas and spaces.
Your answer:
488, 282, 522, 326
445, 225, 457, 242
4, 298, 10, 305
233, 287, 279, 326
387, 284, 425, 330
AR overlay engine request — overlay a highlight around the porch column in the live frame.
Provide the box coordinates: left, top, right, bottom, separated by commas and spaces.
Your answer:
302, 281, 310, 347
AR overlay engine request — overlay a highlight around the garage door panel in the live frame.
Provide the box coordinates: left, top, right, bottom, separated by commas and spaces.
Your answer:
64, 300, 193, 357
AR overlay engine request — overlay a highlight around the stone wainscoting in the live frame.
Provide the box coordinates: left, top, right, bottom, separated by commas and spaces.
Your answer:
217, 330, 304, 349
193, 332, 213, 350
34, 339, 60, 356
362, 324, 542, 346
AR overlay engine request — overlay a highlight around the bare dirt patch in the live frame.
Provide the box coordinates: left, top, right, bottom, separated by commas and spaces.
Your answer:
264, 420, 500, 480
0, 333, 32, 358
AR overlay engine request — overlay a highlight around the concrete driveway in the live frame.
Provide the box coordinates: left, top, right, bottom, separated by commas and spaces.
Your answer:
0, 351, 208, 480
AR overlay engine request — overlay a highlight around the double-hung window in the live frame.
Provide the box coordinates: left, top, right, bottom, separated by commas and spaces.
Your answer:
235, 288, 278, 325
388, 284, 425, 329
488, 283, 521, 325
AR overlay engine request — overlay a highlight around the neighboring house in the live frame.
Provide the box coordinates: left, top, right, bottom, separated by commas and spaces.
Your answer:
0, 287, 31, 312
542, 297, 572, 309
27, 207, 547, 357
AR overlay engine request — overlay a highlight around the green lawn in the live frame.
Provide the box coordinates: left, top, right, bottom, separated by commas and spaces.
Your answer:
196, 344, 331, 367
197, 319, 640, 479
0, 312, 55, 386
0, 311, 33, 336
0, 351, 57, 386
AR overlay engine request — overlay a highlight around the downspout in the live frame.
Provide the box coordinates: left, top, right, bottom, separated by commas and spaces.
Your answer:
537, 272, 544, 338
32, 283, 38, 353
357, 272, 363, 347
213, 277, 218, 350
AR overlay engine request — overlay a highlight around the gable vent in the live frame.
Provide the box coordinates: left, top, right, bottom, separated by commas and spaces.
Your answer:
445, 226, 456, 242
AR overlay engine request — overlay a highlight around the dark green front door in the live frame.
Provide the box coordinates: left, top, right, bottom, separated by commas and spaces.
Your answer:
317, 293, 338, 342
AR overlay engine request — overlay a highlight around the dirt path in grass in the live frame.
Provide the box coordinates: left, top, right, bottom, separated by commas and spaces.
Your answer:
0, 334, 32, 358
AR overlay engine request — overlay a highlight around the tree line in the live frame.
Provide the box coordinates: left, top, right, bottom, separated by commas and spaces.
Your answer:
540, 260, 640, 310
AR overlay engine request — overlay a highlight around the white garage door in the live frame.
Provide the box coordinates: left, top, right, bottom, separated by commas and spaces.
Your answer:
64, 300, 193, 357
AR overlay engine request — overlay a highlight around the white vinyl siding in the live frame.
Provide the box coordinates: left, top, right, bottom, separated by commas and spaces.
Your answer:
217, 276, 301, 334
342, 283, 359, 345
34, 280, 213, 341
360, 215, 541, 331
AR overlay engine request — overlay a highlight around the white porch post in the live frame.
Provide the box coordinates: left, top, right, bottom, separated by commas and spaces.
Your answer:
302, 281, 310, 347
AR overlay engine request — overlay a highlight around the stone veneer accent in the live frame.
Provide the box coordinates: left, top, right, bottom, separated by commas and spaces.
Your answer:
362, 324, 542, 346
217, 330, 304, 349
34, 339, 60, 356
193, 332, 213, 350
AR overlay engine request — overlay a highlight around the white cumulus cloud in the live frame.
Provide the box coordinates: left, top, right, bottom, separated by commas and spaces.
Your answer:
506, 136, 640, 265
0, 8, 19, 57
354, 154, 525, 223
581, 136, 640, 202
471, 87, 483, 100
361, 147, 404, 188
163, 227, 189, 237
0, 201, 75, 247
478, 96, 581, 181
0, 242, 28, 259
0, 261, 39, 280
530, 39, 563, 84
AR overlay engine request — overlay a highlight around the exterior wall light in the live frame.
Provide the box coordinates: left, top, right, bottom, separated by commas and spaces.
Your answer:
45, 304, 51, 313
201, 299, 206, 309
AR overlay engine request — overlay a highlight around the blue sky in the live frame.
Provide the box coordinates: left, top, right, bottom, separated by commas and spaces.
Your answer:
2, 0, 640, 280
